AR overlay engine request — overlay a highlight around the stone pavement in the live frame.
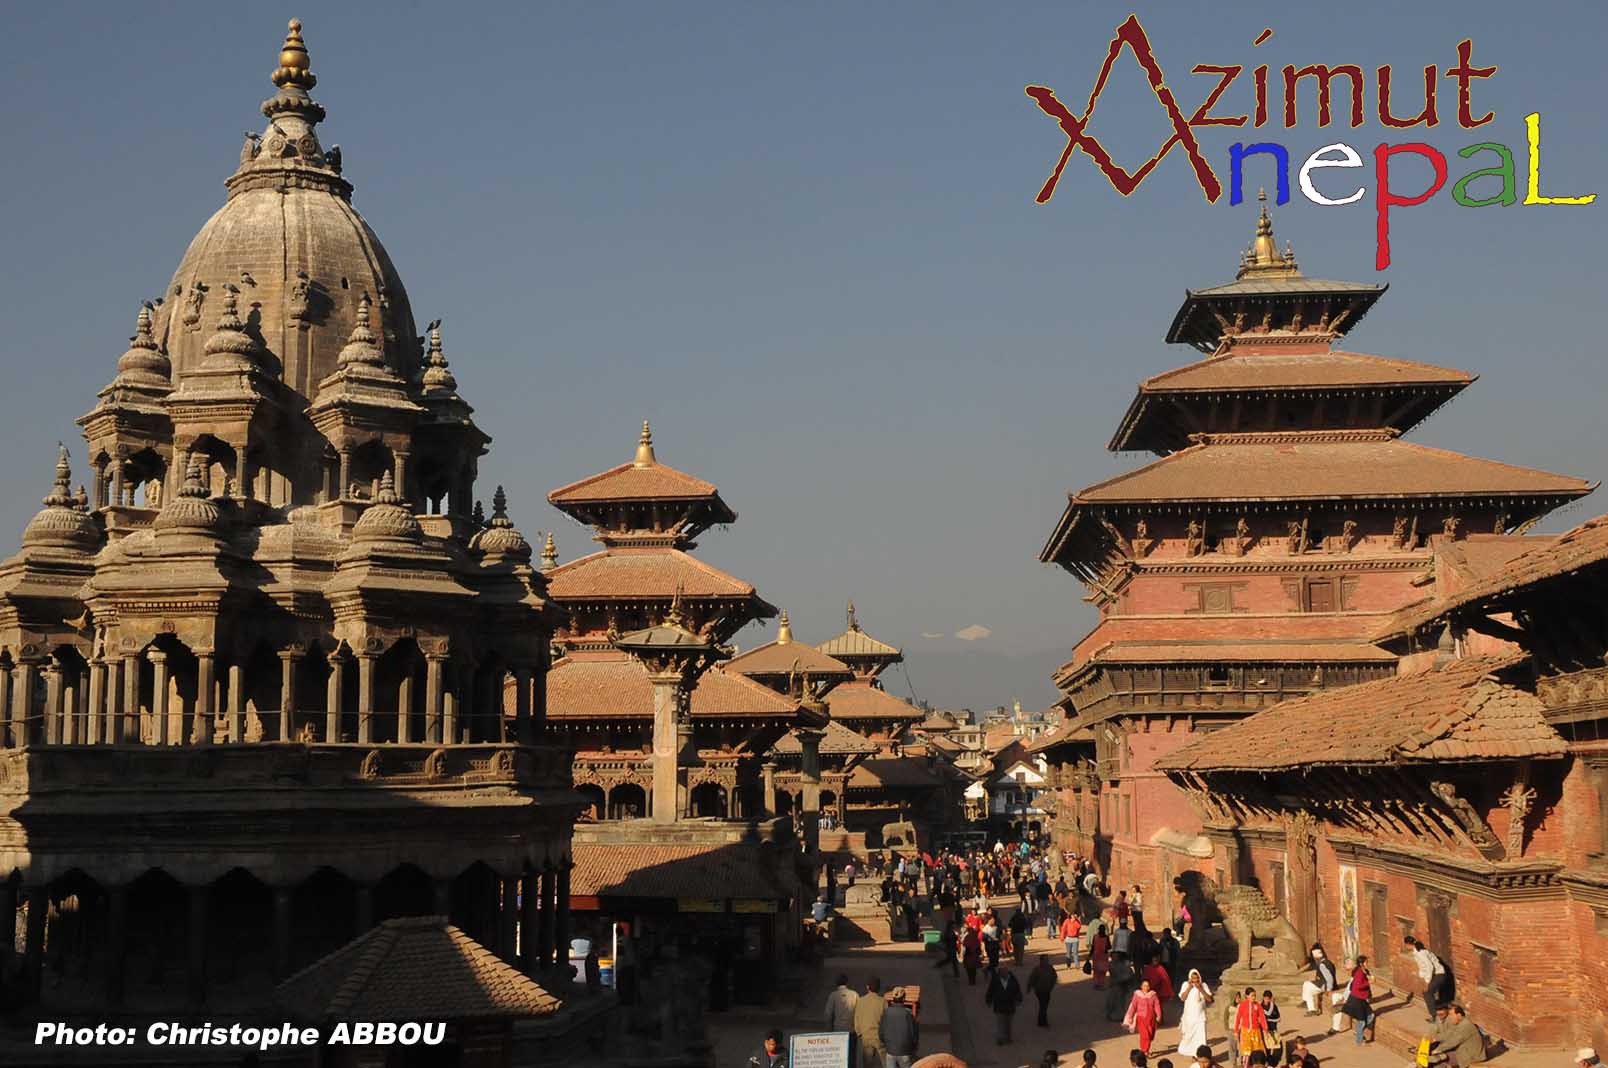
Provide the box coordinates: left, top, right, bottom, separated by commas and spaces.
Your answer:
707, 895, 1568, 1068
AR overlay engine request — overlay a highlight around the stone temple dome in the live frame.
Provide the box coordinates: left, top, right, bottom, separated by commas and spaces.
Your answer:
151, 18, 420, 400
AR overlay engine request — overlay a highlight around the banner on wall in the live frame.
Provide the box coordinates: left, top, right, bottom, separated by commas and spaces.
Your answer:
1337, 864, 1359, 964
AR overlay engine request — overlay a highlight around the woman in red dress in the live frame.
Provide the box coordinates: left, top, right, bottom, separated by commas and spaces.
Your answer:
1123, 977, 1164, 1054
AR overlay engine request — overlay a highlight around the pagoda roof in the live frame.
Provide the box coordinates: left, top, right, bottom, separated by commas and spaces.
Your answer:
571, 841, 799, 901
544, 546, 763, 602
847, 756, 947, 790
726, 634, 854, 681
825, 680, 924, 721
548, 422, 736, 520
770, 719, 880, 756
1085, 640, 1397, 665
546, 652, 799, 720
817, 625, 903, 661
1155, 655, 1564, 772
1061, 431, 1593, 507
1110, 349, 1473, 452
276, 916, 559, 1023
1379, 514, 1608, 640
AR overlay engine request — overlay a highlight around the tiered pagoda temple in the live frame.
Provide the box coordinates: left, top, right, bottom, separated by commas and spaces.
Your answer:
1038, 194, 1594, 896
0, 21, 578, 1015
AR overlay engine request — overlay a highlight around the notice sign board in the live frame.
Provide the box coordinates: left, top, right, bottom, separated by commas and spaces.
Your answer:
789, 1031, 851, 1068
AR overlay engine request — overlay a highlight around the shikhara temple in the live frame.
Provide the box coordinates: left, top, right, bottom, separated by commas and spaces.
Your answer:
1036, 192, 1608, 1049
0, 19, 582, 1041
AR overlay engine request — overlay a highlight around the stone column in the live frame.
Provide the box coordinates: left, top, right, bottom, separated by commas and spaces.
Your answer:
394, 452, 410, 500
21, 884, 46, 1004
187, 884, 208, 1007
273, 886, 292, 980
228, 662, 246, 742
424, 655, 445, 744
104, 883, 127, 1007
278, 650, 299, 742
553, 865, 572, 979
148, 649, 169, 746
43, 660, 63, 745
337, 449, 352, 499
357, 654, 377, 744
397, 670, 414, 745
121, 655, 140, 745
537, 868, 557, 971
86, 658, 106, 746
0, 662, 13, 748
799, 727, 824, 856
762, 761, 778, 818
498, 874, 519, 963
234, 450, 249, 501
326, 653, 344, 743
443, 670, 461, 745
520, 870, 540, 974
513, 668, 533, 745
103, 657, 122, 745
649, 671, 683, 824
194, 652, 215, 746
110, 459, 125, 509
13, 660, 39, 746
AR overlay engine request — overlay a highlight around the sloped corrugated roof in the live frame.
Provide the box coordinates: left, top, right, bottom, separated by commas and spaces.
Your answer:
547, 654, 799, 720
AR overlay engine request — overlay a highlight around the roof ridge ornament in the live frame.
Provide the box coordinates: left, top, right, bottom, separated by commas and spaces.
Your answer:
777, 609, 792, 644
420, 318, 459, 392
1235, 187, 1302, 280
202, 284, 265, 368
337, 293, 385, 367
847, 600, 859, 632
262, 18, 325, 124
633, 420, 657, 467
541, 531, 558, 570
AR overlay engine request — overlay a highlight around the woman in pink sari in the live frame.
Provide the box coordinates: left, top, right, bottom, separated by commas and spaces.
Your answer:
1123, 977, 1164, 1054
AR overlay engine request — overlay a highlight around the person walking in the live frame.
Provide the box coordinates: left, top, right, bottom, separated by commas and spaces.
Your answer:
1091, 924, 1112, 988
1406, 937, 1449, 1021
1123, 977, 1164, 1054
962, 925, 983, 986
1059, 910, 1084, 970
1105, 951, 1136, 1022
1260, 991, 1282, 1066
1010, 908, 1030, 966
879, 987, 920, 1068
1232, 986, 1271, 1068
983, 914, 1002, 973
1342, 956, 1377, 1045
1177, 969, 1213, 1056
985, 961, 1025, 1046
824, 974, 859, 1031
1027, 954, 1058, 1028
1142, 954, 1174, 1004
853, 977, 887, 1068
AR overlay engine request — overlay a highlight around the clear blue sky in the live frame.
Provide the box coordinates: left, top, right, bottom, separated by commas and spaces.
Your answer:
2, 2, 1603, 707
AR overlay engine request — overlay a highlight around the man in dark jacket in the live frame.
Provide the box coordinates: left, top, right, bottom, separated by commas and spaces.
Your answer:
1026, 954, 1058, 1027
879, 987, 920, 1068
1009, 908, 1030, 965
986, 962, 1025, 1045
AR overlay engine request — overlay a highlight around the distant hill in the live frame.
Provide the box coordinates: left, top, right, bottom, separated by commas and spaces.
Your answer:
881, 646, 1065, 712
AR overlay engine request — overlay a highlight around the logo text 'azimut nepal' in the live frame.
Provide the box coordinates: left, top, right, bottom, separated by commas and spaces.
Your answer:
1026, 15, 1595, 269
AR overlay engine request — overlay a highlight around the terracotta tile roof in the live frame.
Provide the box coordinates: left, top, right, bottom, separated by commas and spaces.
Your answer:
770, 719, 880, 756
847, 757, 946, 789
571, 842, 798, 899
825, 681, 923, 721
1027, 720, 1095, 753
983, 725, 1019, 752
727, 639, 853, 680
276, 916, 559, 1022
545, 547, 758, 600
1155, 655, 1565, 772
547, 654, 799, 720
1381, 515, 1608, 638
1138, 349, 1472, 392
1071, 433, 1595, 504
1088, 641, 1396, 664
549, 459, 725, 506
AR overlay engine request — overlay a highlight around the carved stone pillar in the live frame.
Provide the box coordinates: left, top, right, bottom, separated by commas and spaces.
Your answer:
0, 662, 11, 748
425, 655, 446, 744
538, 868, 557, 971
278, 650, 299, 742
397, 669, 414, 745
120, 654, 139, 745
13, 660, 39, 746
762, 761, 778, 818
357, 654, 377, 744
228, 662, 246, 742
326, 653, 344, 743
649, 671, 682, 824
338, 449, 352, 499
194, 652, 215, 746
799, 727, 824, 856
86, 657, 106, 746
394, 452, 410, 500
513, 668, 533, 745
520, 870, 541, 974
148, 649, 169, 746
443, 672, 460, 744
43, 659, 63, 746
62, 668, 80, 745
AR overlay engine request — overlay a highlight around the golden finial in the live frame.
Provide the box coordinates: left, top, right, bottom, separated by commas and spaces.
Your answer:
272, 19, 317, 91
1237, 186, 1298, 278
541, 531, 558, 570
633, 419, 657, 467
777, 609, 792, 644
847, 600, 859, 631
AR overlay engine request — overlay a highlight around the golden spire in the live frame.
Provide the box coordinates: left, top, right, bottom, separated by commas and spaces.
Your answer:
271, 19, 317, 91
847, 599, 859, 632
1236, 188, 1300, 278
633, 419, 657, 467
541, 531, 558, 571
777, 609, 792, 644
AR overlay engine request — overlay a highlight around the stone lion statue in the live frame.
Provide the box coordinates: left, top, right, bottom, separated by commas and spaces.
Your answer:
1217, 884, 1305, 973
